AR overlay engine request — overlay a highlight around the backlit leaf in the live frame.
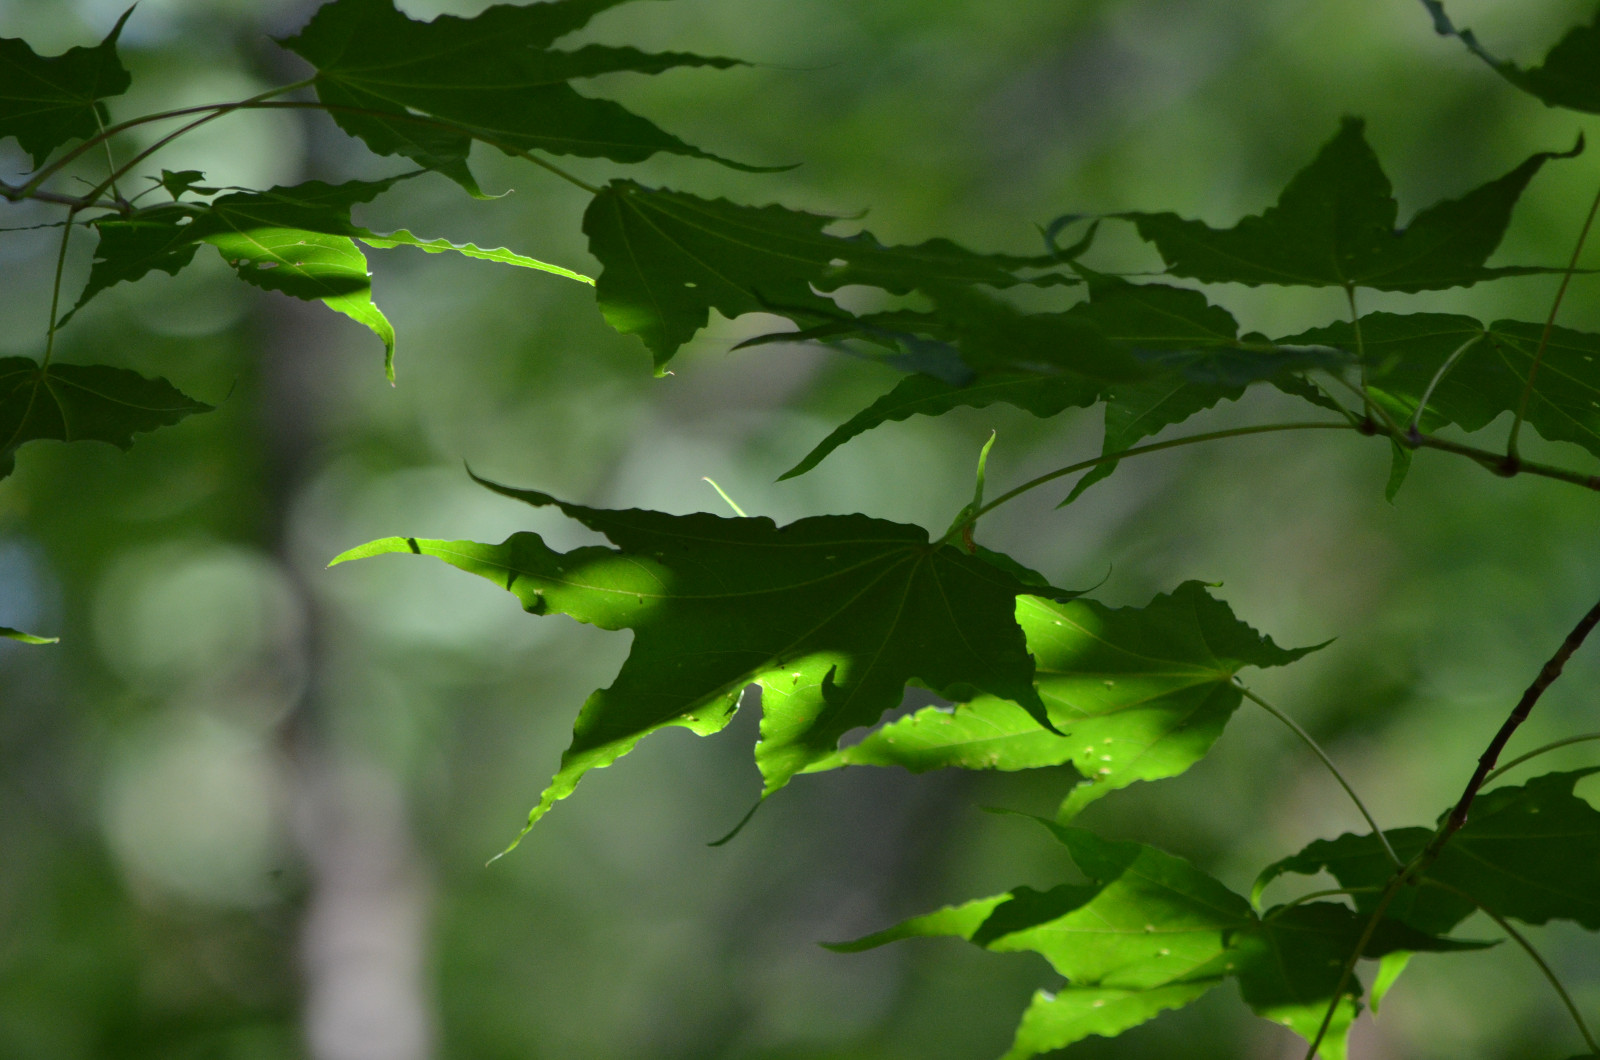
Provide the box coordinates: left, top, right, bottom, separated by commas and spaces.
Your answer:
0, 626, 58, 645
834, 822, 1469, 1059
811, 582, 1317, 818
279, 0, 751, 195
583, 181, 1073, 368
1257, 769, 1600, 935
780, 279, 1255, 481
72, 178, 589, 379
0, 359, 212, 479
0, 8, 132, 168
1123, 118, 1579, 290
1282, 313, 1600, 463
1423, 1, 1600, 114
332, 473, 1058, 842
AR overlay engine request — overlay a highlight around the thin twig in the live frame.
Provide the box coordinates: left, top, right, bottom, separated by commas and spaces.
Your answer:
1304, 875, 1404, 1059
1238, 683, 1401, 869
1409, 334, 1482, 438
1483, 731, 1600, 785
40, 211, 76, 369
1426, 592, 1600, 859
19, 79, 316, 196
940, 421, 1357, 544
1421, 879, 1600, 1054
1508, 177, 1600, 462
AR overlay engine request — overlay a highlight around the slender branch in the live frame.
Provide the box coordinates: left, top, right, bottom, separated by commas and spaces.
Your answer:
1409, 334, 1482, 437
1405, 430, 1600, 490
1238, 683, 1401, 869
19, 79, 316, 196
1508, 176, 1600, 462
1304, 874, 1404, 1059
40, 211, 77, 370
1483, 731, 1600, 785
0, 181, 121, 212
940, 421, 1356, 544
512, 150, 602, 195
1424, 592, 1600, 860
91, 110, 123, 206
1421, 879, 1600, 1055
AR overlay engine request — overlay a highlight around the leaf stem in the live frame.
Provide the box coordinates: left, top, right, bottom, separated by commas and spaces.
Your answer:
1237, 683, 1401, 869
1508, 175, 1600, 463
1482, 731, 1600, 785
1408, 334, 1483, 438
1420, 879, 1600, 1054
1304, 874, 1403, 1059
1345, 284, 1377, 428
40, 211, 76, 369
513, 150, 602, 195
702, 477, 748, 517
939, 421, 1356, 545
19, 79, 316, 198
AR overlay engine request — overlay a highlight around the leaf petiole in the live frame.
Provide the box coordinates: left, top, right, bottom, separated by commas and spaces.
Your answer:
1508, 175, 1600, 462
1237, 683, 1401, 869
1420, 878, 1600, 1054
941, 421, 1356, 544
1482, 731, 1600, 785
702, 477, 748, 517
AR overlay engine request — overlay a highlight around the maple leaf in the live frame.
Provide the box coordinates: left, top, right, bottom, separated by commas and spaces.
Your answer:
333, 473, 1067, 845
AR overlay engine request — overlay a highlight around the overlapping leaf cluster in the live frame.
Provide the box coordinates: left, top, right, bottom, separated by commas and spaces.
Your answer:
6, 2, 1600, 1058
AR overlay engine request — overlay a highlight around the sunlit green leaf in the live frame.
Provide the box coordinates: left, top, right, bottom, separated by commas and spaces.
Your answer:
1124, 118, 1579, 290
72, 178, 588, 380
332, 473, 1058, 842
0, 358, 212, 479
280, 0, 752, 195
1423, 1, 1600, 114
0, 625, 58, 645
834, 822, 1470, 1059
355, 229, 594, 284
811, 582, 1317, 818
0, 8, 131, 168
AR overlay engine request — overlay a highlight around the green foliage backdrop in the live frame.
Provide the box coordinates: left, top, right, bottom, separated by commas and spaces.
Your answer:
4, 1, 1600, 1058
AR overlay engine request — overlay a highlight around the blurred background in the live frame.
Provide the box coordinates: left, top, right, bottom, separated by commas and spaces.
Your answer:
2, 0, 1600, 1057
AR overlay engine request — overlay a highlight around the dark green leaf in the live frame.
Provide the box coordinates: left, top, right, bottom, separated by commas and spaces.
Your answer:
0, 8, 132, 168
1256, 770, 1600, 934
1424, 1, 1600, 114
1282, 313, 1600, 463
1232, 902, 1484, 1057
332, 474, 1056, 840
583, 181, 1073, 368
779, 372, 1099, 480
781, 279, 1256, 481
279, 0, 751, 194
0, 358, 212, 479
811, 582, 1317, 819
1123, 118, 1579, 290
154, 169, 212, 200
0, 625, 58, 645
1054, 276, 1325, 502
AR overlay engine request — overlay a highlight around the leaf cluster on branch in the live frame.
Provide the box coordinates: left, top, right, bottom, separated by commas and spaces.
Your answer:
6, 1, 1600, 1056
